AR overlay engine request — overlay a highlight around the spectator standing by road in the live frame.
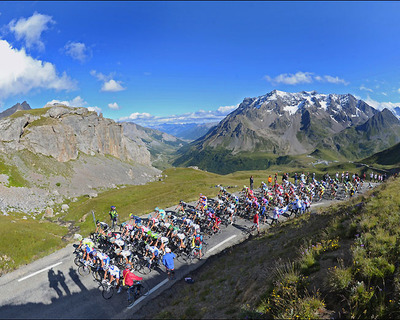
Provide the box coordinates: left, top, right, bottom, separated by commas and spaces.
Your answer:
162, 247, 176, 280
109, 206, 118, 230
250, 176, 254, 191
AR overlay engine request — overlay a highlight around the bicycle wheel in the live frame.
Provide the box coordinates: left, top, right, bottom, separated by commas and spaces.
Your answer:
102, 284, 114, 300
176, 252, 189, 264
202, 243, 208, 256
137, 259, 152, 275
116, 255, 126, 269
187, 251, 195, 264
138, 281, 149, 297
92, 268, 103, 282
74, 256, 82, 267
78, 265, 90, 276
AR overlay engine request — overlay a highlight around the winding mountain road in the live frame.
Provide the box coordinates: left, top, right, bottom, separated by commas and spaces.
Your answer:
0, 184, 375, 319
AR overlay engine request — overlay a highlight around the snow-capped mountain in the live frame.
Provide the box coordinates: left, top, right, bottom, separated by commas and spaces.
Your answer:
174, 90, 400, 173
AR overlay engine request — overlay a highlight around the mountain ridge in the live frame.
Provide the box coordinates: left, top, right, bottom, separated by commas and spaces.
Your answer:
174, 90, 400, 173
0, 101, 31, 119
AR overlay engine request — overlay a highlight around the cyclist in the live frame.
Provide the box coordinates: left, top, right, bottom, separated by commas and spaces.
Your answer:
144, 244, 161, 267
175, 200, 187, 214
95, 220, 109, 236
260, 198, 268, 224
196, 194, 208, 213
148, 208, 160, 230
192, 231, 203, 259
121, 222, 134, 239
96, 250, 110, 270
109, 206, 118, 229
103, 264, 120, 287
212, 216, 222, 233
122, 263, 143, 302
77, 236, 94, 251
226, 201, 236, 224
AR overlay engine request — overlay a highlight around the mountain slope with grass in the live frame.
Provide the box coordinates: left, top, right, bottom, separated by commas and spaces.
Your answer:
137, 177, 400, 319
321, 108, 400, 160
362, 141, 400, 167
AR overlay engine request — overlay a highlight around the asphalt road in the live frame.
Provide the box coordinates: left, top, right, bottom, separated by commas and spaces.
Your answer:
0, 184, 374, 319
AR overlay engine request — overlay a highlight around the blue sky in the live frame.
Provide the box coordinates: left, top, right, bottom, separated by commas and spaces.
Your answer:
1, 1, 400, 125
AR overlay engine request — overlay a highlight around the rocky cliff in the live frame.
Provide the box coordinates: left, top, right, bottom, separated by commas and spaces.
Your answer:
0, 105, 151, 165
0, 104, 162, 213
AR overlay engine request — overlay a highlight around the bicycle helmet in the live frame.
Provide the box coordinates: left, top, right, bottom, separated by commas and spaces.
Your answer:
111, 206, 116, 210
155, 207, 159, 212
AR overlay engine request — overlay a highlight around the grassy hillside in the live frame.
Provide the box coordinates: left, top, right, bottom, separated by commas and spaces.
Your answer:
142, 177, 400, 319
0, 213, 67, 276
362, 142, 400, 167
173, 146, 322, 175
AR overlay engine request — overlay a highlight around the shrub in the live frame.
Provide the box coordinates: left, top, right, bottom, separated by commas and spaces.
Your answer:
327, 259, 353, 292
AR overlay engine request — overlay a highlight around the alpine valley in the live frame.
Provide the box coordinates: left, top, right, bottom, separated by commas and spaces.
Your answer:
173, 90, 400, 174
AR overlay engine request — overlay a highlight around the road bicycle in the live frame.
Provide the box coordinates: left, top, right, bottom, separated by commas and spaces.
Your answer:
101, 280, 117, 300
126, 281, 150, 307
78, 259, 98, 276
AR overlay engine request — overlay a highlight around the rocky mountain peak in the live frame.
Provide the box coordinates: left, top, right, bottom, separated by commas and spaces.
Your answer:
0, 101, 31, 119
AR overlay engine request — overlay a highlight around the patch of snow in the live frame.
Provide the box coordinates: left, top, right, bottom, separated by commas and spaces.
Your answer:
319, 100, 328, 111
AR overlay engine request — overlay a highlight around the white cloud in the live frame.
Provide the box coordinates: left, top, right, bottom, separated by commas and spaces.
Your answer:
108, 102, 120, 110
323, 75, 349, 85
0, 40, 76, 101
382, 92, 387, 96
8, 12, 55, 51
45, 96, 88, 108
90, 70, 106, 81
264, 71, 348, 86
101, 79, 125, 92
364, 95, 400, 118
64, 41, 91, 62
90, 70, 126, 92
360, 85, 373, 92
216, 105, 238, 114
397, 88, 400, 94
265, 72, 313, 85
45, 96, 102, 115
123, 112, 153, 120
88, 106, 102, 114
119, 104, 239, 125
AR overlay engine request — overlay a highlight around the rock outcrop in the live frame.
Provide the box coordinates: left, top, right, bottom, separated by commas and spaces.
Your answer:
0, 105, 151, 165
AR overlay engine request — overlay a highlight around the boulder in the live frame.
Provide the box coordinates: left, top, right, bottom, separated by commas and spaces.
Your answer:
43, 207, 54, 218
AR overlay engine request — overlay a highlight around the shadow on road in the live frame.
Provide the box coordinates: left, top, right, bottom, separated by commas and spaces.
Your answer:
48, 269, 73, 298
68, 267, 87, 292
0, 272, 126, 319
